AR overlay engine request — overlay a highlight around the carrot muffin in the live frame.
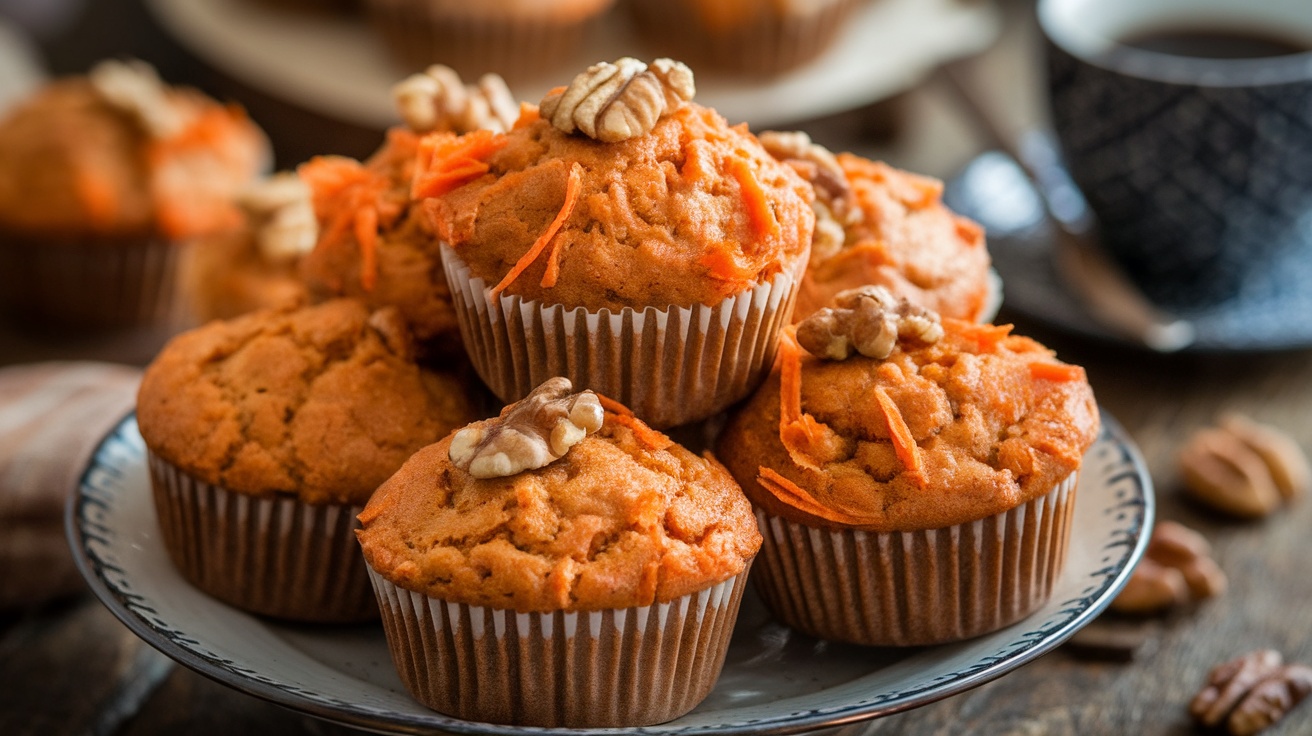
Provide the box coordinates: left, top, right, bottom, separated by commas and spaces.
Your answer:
717, 286, 1099, 645
628, 0, 860, 76
366, 0, 615, 81
425, 58, 815, 426
0, 59, 269, 329
298, 66, 517, 356
180, 172, 315, 322
137, 299, 479, 622
358, 377, 760, 726
758, 131, 996, 324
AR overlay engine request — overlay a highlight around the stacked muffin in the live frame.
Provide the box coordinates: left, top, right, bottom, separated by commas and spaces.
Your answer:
130, 56, 1100, 728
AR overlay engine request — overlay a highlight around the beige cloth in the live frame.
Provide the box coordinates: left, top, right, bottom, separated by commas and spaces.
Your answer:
0, 361, 140, 609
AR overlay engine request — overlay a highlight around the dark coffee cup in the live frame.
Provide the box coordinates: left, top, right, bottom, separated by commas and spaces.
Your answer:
1039, 0, 1312, 309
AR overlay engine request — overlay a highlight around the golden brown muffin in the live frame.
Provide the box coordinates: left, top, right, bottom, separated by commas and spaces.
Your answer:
716, 287, 1097, 645
358, 378, 760, 726
0, 60, 269, 328
761, 132, 994, 323
138, 299, 480, 622
139, 299, 477, 506
426, 102, 814, 311
628, 0, 860, 76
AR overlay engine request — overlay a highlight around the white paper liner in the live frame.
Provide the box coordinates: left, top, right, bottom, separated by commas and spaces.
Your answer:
367, 568, 750, 727
0, 233, 186, 329
147, 451, 375, 623
752, 473, 1079, 646
441, 243, 802, 427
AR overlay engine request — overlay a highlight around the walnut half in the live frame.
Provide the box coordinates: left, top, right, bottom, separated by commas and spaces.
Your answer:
539, 58, 695, 143
392, 65, 518, 134
1179, 414, 1310, 519
238, 173, 318, 263
88, 58, 186, 139
795, 285, 943, 361
1191, 650, 1312, 735
448, 377, 604, 479
1109, 520, 1226, 615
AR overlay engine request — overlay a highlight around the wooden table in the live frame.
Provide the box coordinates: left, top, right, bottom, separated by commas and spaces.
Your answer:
4, 1, 1312, 734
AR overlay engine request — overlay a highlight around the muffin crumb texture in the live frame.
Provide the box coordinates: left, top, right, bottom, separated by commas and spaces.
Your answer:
137, 300, 476, 506
358, 417, 761, 612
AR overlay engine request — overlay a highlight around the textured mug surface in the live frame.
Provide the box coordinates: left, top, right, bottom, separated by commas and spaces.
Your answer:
1040, 0, 1312, 309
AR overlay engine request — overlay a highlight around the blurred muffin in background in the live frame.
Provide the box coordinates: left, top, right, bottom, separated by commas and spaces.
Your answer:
367, 0, 616, 81
627, 0, 860, 76
256, 0, 360, 14
298, 65, 518, 358
180, 173, 315, 324
759, 131, 996, 324
0, 59, 269, 330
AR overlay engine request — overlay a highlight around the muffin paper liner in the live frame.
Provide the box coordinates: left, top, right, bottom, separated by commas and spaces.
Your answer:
441, 243, 802, 428
366, 0, 606, 80
147, 452, 376, 623
753, 473, 1079, 646
367, 568, 750, 727
628, 0, 859, 76
0, 233, 186, 330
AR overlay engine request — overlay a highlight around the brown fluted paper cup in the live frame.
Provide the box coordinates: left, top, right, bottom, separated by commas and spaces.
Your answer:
441, 243, 802, 428
753, 473, 1079, 646
0, 233, 188, 330
148, 452, 376, 623
367, 569, 750, 727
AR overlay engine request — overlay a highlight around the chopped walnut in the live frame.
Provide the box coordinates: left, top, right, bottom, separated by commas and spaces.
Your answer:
88, 58, 186, 139
238, 173, 318, 263
539, 58, 695, 143
448, 377, 604, 479
1191, 650, 1312, 735
1180, 414, 1308, 518
759, 130, 862, 251
392, 65, 518, 134
1110, 520, 1226, 615
795, 285, 943, 361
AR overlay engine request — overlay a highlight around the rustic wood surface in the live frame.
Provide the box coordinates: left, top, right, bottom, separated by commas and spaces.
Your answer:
4, 0, 1312, 734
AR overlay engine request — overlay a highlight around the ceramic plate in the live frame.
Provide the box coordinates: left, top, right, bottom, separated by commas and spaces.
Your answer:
70, 412, 1151, 735
944, 150, 1312, 352
144, 0, 1000, 130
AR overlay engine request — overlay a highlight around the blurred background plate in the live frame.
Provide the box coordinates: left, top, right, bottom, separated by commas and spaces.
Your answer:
144, 0, 1002, 131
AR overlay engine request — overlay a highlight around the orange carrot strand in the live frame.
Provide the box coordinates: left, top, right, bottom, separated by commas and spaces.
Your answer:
489, 162, 581, 297
874, 386, 924, 482
725, 155, 779, 241
354, 206, 379, 292
540, 163, 584, 288
1029, 362, 1084, 382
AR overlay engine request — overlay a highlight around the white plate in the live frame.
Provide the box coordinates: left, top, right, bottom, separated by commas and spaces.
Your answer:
144, 0, 1002, 130
69, 411, 1151, 735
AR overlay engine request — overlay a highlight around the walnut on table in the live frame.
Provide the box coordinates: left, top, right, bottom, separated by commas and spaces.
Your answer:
448, 377, 604, 479
1110, 520, 1226, 615
1191, 650, 1312, 736
1179, 413, 1310, 519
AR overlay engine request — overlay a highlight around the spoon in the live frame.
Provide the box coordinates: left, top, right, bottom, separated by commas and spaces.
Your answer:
934, 62, 1195, 352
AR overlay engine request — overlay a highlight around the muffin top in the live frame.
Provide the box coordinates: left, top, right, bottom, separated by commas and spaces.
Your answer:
760, 132, 992, 323
423, 59, 814, 311
137, 299, 479, 506
0, 60, 268, 239
357, 379, 762, 612
717, 287, 1099, 532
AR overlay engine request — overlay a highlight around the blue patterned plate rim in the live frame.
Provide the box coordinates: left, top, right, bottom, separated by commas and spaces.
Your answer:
944, 149, 1312, 353
68, 410, 1153, 736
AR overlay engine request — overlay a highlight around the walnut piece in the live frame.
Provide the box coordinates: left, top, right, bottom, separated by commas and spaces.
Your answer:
238, 173, 318, 263
1110, 520, 1226, 615
88, 58, 186, 139
759, 130, 862, 264
1191, 650, 1312, 735
392, 65, 518, 134
539, 58, 694, 143
1180, 414, 1308, 518
448, 377, 604, 479
795, 285, 943, 361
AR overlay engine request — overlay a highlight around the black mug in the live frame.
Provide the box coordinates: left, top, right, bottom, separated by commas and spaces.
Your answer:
1039, 0, 1312, 310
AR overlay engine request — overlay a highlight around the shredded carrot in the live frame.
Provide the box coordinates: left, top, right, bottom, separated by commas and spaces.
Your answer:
73, 168, 119, 230
1029, 362, 1085, 382
597, 394, 634, 417
514, 101, 543, 130
609, 412, 674, 452
681, 141, 713, 185
873, 386, 924, 483
952, 321, 1013, 353
298, 155, 394, 291
699, 244, 756, 286
354, 206, 379, 291
411, 130, 508, 200
757, 467, 869, 525
540, 162, 584, 288
778, 328, 804, 426
488, 162, 582, 297
954, 217, 984, 247
724, 155, 779, 242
